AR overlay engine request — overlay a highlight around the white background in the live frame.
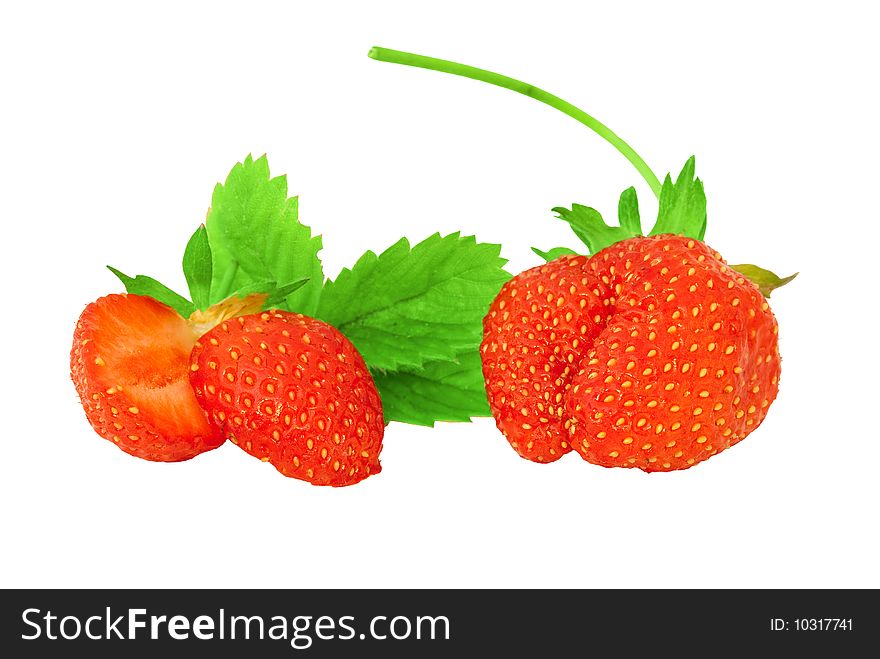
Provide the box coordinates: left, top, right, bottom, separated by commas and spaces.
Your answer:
2, 1, 877, 589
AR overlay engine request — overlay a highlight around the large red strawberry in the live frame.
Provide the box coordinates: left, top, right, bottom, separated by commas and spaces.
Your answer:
189, 310, 384, 486
71, 294, 224, 461
482, 235, 786, 471
369, 48, 795, 471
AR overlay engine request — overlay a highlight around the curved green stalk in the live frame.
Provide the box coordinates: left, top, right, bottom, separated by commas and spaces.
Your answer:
368, 47, 662, 198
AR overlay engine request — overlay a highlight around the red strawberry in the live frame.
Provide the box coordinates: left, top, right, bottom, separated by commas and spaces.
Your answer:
369, 48, 796, 471
482, 235, 782, 471
190, 310, 384, 486
71, 294, 224, 461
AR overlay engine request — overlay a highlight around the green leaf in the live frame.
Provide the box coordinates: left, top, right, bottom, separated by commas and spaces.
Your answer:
552, 203, 641, 255
316, 233, 510, 371
182, 225, 212, 310
206, 154, 323, 314
531, 246, 579, 262
729, 264, 798, 298
107, 266, 195, 317
649, 156, 707, 240
372, 352, 490, 426
617, 186, 642, 235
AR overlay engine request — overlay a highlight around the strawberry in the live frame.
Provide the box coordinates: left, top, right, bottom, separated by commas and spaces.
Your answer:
483, 235, 783, 471
371, 48, 796, 471
70, 294, 224, 461
189, 310, 384, 486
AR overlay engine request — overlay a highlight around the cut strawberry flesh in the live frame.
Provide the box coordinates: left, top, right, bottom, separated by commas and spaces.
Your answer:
72, 294, 220, 460
87, 295, 208, 435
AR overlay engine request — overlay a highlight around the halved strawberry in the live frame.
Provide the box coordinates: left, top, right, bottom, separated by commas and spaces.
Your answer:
71, 294, 224, 461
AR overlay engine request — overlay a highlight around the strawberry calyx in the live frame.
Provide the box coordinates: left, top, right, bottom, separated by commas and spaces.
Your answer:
186, 292, 268, 338
369, 47, 796, 296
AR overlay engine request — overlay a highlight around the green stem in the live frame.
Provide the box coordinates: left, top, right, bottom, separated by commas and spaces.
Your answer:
368, 47, 663, 198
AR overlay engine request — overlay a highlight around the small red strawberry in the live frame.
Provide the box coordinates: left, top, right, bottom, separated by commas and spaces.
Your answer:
189, 310, 384, 486
71, 294, 224, 461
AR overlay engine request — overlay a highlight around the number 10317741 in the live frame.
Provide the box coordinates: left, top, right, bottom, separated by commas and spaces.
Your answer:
770, 618, 853, 631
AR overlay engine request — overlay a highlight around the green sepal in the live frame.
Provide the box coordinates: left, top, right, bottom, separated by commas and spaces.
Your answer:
106, 266, 196, 317
617, 186, 641, 235
552, 200, 642, 255
730, 265, 798, 298
649, 156, 707, 240
531, 246, 579, 262
182, 225, 212, 310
